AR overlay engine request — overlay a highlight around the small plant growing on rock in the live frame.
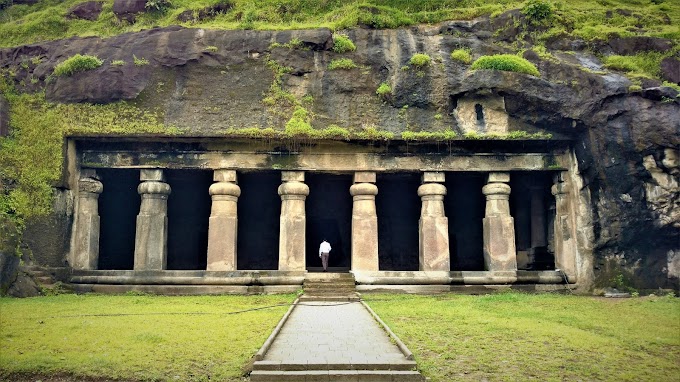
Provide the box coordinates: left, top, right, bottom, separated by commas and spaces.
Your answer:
409, 53, 431, 68
146, 0, 172, 13
471, 54, 540, 76
204, 46, 218, 53
53, 54, 103, 77
450, 48, 472, 64
328, 58, 357, 70
111, 60, 125, 66
376, 82, 391, 98
332, 34, 356, 53
133, 55, 149, 66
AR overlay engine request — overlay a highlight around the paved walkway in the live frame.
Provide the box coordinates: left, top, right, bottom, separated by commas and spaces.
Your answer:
263, 301, 410, 368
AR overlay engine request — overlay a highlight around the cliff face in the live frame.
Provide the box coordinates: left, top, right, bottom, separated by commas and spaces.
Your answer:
0, 14, 678, 291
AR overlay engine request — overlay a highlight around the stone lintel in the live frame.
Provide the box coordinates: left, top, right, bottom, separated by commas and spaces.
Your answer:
488, 172, 510, 183
354, 171, 376, 184
214, 169, 237, 183
281, 171, 304, 182
422, 171, 445, 183
140, 169, 165, 182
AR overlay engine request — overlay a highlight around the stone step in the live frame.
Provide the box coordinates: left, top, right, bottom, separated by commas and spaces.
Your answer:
253, 360, 418, 371
250, 370, 425, 382
298, 294, 361, 302
303, 283, 356, 290
305, 273, 355, 281
34, 276, 54, 284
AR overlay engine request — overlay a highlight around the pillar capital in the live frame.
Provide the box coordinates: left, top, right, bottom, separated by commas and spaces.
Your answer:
281, 171, 305, 182
79, 177, 103, 195
278, 181, 310, 199
140, 169, 165, 182
350, 182, 378, 197
209, 182, 241, 197
421, 171, 445, 183
482, 183, 511, 198
488, 172, 510, 183
214, 169, 237, 183
138, 181, 171, 197
417, 183, 446, 198
354, 171, 376, 184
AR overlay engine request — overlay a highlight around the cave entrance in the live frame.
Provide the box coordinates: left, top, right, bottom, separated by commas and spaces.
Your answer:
166, 169, 212, 270
237, 171, 281, 270
510, 171, 556, 270
98, 168, 140, 270
376, 172, 420, 271
305, 173, 353, 272
445, 172, 486, 271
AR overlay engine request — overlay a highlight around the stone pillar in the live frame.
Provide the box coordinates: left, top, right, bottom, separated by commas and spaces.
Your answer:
71, 172, 103, 270
552, 172, 577, 282
418, 172, 450, 271
134, 169, 171, 271
278, 171, 309, 271
206, 170, 240, 271
350, 172, 379, 271
482, 172, 517, 271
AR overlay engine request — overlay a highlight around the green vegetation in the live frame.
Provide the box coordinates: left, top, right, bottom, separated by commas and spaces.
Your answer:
471, 54, 540, 76
52, 54, 103, 77
133, 55, 149, 66
0, 1, 678, 48
270, 37, 304, 49
401, 129, 457, 141
603, 52, 668, 78
284, 106, 313, 137
0, 294, 294, 382
327, 58, 357, 70
409, 53, 431, 68
332, 33, 356, 53
450, 48, 472, 64
204, 45, 218, 52
376, 82, 392, 98
110, 59, 125, 66
365, 293, 680, 382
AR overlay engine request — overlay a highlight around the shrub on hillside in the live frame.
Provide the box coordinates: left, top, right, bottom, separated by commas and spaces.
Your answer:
328, 58, 357, 70
53, 54, 103, 77
451, 48, 472, 64
409, 53, 431, 67
470, 54, 540, 76
522, 0, 553, 23
332, 34, 356, 53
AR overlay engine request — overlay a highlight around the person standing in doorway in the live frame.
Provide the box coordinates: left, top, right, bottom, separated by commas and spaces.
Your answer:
319, 239, 332, 272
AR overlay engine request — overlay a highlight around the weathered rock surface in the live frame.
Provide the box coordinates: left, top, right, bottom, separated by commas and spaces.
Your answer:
660, 57, 680, 84
0, 15, 678, 290
176, 2, 234, 23
113, 0, 148, 22
66, 1, 104, 21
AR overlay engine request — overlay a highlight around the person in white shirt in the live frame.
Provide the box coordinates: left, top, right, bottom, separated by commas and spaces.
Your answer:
318, 239, 332, 272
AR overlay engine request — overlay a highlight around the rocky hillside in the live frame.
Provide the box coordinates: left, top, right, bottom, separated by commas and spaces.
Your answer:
0, 0, 679, 293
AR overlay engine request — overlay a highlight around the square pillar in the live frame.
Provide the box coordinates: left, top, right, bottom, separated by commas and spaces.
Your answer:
482, 172, 517, 271
418, 172, 450, 271
552, 172, 577, 282
71, 172, 103, 270
278, 171, 308, 271
134, 169, 171, 271
206, 170, 240, 271
351, 172, 379, 271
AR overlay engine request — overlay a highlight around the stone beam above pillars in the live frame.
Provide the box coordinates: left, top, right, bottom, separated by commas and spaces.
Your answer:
207, 170, 240, 271
71, 172, 103, 270
351, 172, 379, 271
482, 172, 517, 272
134, 169, 171, 271
418, 172, 450, 271
278, 171, 309, 271
552, 172, 577, 282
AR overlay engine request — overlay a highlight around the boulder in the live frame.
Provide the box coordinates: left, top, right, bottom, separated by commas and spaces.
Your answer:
660, 57, 680, 85
176, 1, 234, 23
66, 1, 104, 21
113, 0, 148, 22
7, 272, 41, 298
608, 36, 673, 55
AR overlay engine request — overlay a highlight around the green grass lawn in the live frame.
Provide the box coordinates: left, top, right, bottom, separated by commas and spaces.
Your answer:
365, 293, 680, 382
0, 293, 296, 382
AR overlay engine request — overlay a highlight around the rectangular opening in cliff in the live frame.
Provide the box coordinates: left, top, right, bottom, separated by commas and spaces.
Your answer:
376, 172, 421, 271
237, 171, 281, 270
98, 168, 139, 270
165, 170, 212, 270
510, 171, 556, 271
446, 172, 486, 271
305, 173, 353, 272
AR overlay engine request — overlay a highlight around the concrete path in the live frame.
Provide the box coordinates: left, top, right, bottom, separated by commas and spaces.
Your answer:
251, 301, 425, 381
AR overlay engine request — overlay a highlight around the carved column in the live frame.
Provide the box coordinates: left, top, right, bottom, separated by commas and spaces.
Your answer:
350, 172, 379, 271
482, 172, 517, 271
552, 172, 577, 282
278, 171, 309, 271
418, 172, 450, 271
72, 173, 103, 270
134, 169, 171, 271
206, 169, 240, 271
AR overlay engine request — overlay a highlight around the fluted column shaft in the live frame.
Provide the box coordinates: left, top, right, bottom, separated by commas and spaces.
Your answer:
72, 176, 103, 270
482, 172, 517, 271
207, 170, 241, 271
278, 171, 309, 271
552, 172, 577, 282
351, 172, 379, 271
418, 172, 450, 271
134, 170, 171, 271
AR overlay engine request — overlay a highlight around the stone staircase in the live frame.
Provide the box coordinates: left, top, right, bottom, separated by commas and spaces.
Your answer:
251, 364, 424, 381
299, 272, 360, 302
19, 265, 68, 293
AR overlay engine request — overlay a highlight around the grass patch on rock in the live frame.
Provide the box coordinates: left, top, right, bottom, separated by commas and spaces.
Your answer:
471, 54, 540, 76
52, 54, 103, 77
0, 294, 295, 382
365, 293, 680, 382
